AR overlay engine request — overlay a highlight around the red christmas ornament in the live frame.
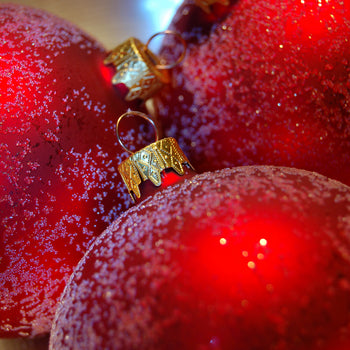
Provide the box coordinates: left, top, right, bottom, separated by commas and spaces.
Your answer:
50, 165, 350, 350
0, 4, 148, 338
154, 0, 350, 185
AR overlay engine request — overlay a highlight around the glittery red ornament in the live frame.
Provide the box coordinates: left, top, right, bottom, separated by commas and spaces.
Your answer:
0, 4, 148, 338
50, 166, 350, 350
154, 0, 350, 185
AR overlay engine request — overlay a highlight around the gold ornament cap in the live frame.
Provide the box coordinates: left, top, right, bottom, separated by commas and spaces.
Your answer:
116, 111, 194, 202
104, 31, 186, 101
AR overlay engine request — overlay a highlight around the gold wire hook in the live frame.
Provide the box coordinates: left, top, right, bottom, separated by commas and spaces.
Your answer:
144, 30, 187, 70
116, 111, 160, 154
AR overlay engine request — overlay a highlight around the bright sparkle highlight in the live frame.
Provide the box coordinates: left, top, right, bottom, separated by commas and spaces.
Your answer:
260, 238, 268, 246
220, 238, 227, 245
248, 261, 256, 269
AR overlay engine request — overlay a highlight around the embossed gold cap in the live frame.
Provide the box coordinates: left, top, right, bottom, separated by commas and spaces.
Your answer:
116, 111, 194, 202
104, 31, 186, 101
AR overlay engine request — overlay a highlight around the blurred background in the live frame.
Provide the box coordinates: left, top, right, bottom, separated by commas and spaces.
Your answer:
0, 0, 182, 48
0, 0, 183, 348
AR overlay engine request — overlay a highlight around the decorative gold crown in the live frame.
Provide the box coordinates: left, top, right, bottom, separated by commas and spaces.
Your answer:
118, 137, 194, 201
194, 0, 229, 13
104, 37, 170, 101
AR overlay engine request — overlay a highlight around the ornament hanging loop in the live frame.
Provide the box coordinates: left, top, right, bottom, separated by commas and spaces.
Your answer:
116, 111, 195, 202
144, 30, 187, 70
116, 111, 160, 154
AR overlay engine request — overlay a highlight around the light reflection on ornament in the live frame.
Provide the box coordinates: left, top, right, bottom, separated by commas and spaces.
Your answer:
260, 238, 268, 246
99, 62, 114, 87
219, 237, 227, 245
285, 0, 346, 41
247, 261, 256, 269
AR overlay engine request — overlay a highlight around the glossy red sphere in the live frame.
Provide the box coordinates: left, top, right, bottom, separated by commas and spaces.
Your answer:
154, 0, 350, 185
50, 166, 350, 350
0, 4, 145, 337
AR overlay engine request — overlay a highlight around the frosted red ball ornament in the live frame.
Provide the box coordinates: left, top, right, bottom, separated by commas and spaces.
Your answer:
50, 166, 350, 350
0, 4, 147, 338
154, 0, 350, 185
